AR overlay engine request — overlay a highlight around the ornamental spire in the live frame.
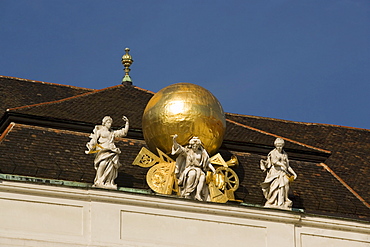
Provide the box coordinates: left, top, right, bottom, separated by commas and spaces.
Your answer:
121, 48, 133, 85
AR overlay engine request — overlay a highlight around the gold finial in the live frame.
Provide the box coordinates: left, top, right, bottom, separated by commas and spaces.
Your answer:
121, 47, 133, 84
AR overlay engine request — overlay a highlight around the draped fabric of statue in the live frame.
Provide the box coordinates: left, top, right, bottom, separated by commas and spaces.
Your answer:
260, 138, 297, 209
172, 135, 215, 201
86, 116, 129, 189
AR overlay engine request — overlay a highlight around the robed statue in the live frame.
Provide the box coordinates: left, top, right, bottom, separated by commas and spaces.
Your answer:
172, 134, 216, 201
86, 116, 129, 189
260, 138, 297, 209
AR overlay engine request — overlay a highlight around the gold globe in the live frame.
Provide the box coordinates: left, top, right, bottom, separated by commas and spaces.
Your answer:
142, 83, 226, 155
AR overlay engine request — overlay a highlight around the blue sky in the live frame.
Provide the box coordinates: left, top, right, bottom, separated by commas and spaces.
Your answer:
1, 0, 369, 129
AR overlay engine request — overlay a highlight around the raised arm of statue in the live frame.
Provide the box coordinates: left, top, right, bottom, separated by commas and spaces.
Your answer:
172, 134, 187, 176
171, 134, 184, 155
114, 115, 129, 138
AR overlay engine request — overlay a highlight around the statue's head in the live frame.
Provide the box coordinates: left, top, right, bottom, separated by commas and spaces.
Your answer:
274, 138, 285, 152
102, 116, 113, 127
189, 136, 202, 150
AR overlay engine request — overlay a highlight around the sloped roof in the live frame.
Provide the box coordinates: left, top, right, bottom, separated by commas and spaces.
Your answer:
231, 151, 370, 220
226, 113, 370, 207
6, 81, 329, 157
0, 76, 93, 117
8, 84, 154, 130
0, 77, 369, 221
0, 123, 149, 189
0, 123, 368, 220
224, 118, 330, 162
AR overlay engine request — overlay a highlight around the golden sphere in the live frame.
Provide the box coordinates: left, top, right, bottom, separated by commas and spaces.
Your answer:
142, 83, 226, 155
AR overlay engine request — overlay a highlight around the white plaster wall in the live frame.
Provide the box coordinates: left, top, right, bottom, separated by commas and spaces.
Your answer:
295, 219, 370, 247
0, 180, 369, 247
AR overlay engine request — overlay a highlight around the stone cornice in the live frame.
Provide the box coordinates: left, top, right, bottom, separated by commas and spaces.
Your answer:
1, 179, 369, 233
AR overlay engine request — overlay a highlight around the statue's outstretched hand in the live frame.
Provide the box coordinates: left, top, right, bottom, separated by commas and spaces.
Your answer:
122, 116, 128, 122
172, 134, 178, 140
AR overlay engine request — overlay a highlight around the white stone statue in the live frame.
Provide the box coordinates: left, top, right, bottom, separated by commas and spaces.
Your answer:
172, 134, 216, 201
260, 138, 297, 209
86, 116, 129, 189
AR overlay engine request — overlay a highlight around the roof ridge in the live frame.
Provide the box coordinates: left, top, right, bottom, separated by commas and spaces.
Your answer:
319, 163, 370, 210
0, 75, 94, 91
226, 118, 331, 154
133, 85, 155, 94
0, 122, 15, 143
226, 112, 370, 132
7, 84, 124, 112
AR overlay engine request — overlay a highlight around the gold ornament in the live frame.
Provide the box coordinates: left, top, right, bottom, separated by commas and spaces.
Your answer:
142, 83, 226, 155
133, 146, 240, 203
121, 48, 133, 84
207, 155, 240, 203
133, 147, 179, 195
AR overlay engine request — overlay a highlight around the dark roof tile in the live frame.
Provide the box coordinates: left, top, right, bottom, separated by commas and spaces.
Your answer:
9, 84, 154, 130
226, 113, 370, 206
225, 118, 330, 155
0, 75, 93, 117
